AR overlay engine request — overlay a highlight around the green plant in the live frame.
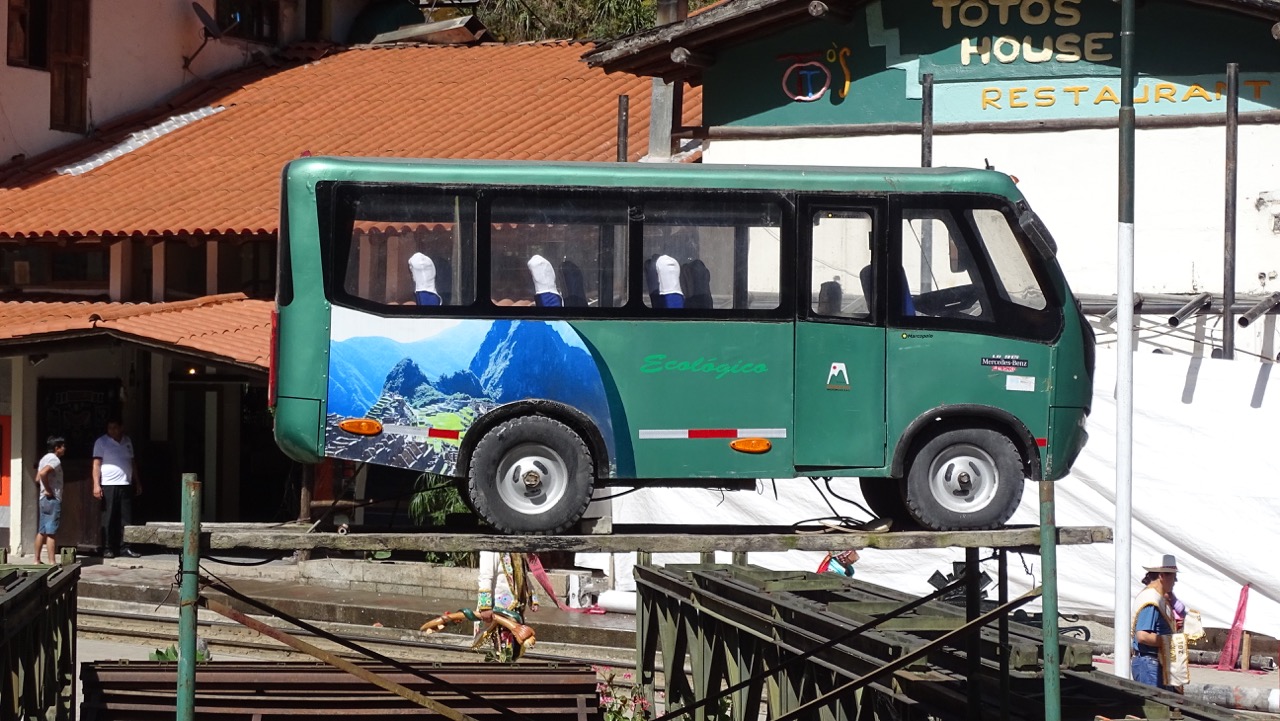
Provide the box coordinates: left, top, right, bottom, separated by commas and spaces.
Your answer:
407, 473, 476, 567
148, 644, 209, 663
596, 665, 650, 721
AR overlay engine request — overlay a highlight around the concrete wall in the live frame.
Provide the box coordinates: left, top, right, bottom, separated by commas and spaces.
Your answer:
2, 1, 268, 163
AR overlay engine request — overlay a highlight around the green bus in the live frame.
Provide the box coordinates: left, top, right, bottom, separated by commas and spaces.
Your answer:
272, 157, 1093, 534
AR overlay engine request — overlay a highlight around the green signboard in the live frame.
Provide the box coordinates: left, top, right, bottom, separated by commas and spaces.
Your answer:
703, 0, 1280, 126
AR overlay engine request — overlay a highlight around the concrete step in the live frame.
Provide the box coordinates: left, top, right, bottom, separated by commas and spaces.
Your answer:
69, 553, 636, 651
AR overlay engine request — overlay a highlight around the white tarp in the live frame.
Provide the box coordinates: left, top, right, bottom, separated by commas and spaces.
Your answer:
579, 349, 1280, 639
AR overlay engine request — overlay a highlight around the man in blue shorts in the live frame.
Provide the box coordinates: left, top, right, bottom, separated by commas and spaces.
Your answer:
34, 436, 66, 564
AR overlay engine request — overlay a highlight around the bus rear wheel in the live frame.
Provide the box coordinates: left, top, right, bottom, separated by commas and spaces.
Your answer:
467, 416, 594, 535
904, 429, 1023, 531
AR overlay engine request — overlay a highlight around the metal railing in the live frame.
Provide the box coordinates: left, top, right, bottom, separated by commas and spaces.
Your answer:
1, 560, 80, 721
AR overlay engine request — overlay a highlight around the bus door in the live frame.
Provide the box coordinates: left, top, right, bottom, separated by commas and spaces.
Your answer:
793, 201, 888, 469
884, 198, 1057, 450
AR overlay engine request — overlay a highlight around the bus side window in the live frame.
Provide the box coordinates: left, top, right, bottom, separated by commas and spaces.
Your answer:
810, 209, 873, 320
641, 199, 783, 310
489, 194, 628, 309
900, 209, 993, 322
341, 190, 477, 308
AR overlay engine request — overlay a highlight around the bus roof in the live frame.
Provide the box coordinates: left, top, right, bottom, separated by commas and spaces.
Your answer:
284, 156, 1023, 198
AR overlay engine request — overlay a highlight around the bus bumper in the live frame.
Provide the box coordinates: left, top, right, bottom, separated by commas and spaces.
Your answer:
1043, 406, 1088, 481
274, 397, 326, 464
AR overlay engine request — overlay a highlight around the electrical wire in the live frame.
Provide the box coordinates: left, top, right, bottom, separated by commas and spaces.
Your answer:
587, 486, 644, 502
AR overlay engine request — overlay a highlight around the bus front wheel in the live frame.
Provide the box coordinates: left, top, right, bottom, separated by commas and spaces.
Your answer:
904, 429, 1023, 531
467, 416, 594, 535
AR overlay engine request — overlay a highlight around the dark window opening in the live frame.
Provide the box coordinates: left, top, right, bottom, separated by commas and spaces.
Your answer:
6, 0, 48, 69
165, 241, 208, 301
219, 240, 275, 298
12, 0, 90, 132
0, 245, 108, 289
217, 0, 280, 44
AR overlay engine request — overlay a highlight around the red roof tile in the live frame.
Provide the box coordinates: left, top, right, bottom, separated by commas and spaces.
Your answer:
0, 42, 701, 240
0, 294, 272, 369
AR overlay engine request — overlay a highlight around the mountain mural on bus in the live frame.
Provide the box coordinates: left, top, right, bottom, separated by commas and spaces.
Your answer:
325, 309, 614, 475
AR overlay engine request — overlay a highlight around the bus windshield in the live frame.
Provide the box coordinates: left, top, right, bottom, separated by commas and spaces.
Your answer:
274, 158, 1092, 535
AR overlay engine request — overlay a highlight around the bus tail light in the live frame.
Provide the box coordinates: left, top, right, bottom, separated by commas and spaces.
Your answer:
730, 438, 772, 454
339, 418, 384, 436
268, 310, 279, 409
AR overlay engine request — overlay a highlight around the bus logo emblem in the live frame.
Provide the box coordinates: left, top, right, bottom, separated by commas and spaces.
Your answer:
826, 362, 850, 391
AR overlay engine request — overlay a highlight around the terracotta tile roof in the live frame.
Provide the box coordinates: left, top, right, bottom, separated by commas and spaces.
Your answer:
0, 294, 272, 369
0, 42, 701, 240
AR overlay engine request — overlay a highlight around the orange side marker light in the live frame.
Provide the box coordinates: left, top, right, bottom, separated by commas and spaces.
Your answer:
338, 418, 383, 435
730, 438, 772, 454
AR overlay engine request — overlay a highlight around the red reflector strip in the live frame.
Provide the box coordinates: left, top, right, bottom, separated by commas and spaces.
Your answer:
1036, 437, 1048, 447
639, 428, 787, 440
688, 428, 737, 439
381, 424, 462, 440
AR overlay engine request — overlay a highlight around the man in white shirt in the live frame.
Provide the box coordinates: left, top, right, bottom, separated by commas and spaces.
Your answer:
34, 435, 66, 564
93, 418, 141, 559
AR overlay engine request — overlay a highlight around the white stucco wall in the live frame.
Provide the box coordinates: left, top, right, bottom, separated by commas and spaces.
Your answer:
706, 122, 1280, 356
0, 0, 258, 163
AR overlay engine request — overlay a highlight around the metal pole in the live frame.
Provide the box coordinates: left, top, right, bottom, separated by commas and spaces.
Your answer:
1224, 63, 1239, 359
1040, 481, 1061, 721
1238, 292, 1280, 328
999, 549, 1010, 721
965, 546, 981, 721
1114, 0, 1137, 682
920, 73, 934, 293
921, 73, 933, 168
177, 473, 201, 721
617, 95, 630, 162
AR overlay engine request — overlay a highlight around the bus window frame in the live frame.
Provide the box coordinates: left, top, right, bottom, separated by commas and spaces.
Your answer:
796, 195, 888, 328
320, 181, 796, 321
889, 193, 1064, 343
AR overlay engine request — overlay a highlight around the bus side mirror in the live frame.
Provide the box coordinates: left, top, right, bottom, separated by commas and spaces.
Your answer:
1019, 211, 1058, 257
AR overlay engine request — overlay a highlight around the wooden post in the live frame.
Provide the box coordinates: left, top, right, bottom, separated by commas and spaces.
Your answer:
1241, 632, 1251, 670
298, 464, 314, 523
296, 464, 315, 562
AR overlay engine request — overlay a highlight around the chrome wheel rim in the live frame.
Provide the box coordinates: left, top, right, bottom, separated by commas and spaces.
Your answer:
927, 443, 999, 513
495, 443, 569, 516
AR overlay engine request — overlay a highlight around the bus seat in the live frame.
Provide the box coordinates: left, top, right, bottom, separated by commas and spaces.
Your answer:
432, 255, 453, 305
528, 254, 563, 307
859, 265, 916, 317
408, 252, 441, 306
560, 259, 588, 307
818, 277, 843, 315
644, 255, 662, 307
682, 259, 712, 309
655, 254, 684, 309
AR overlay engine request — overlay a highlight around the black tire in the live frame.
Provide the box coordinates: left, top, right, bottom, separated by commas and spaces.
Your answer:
904, 428, 1024, 531
467, 416, 594, 534
857, 477, 911, 525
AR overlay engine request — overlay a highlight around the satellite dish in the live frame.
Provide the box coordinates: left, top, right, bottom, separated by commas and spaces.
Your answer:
183, 2, 239, 69
193, 2, 225, 39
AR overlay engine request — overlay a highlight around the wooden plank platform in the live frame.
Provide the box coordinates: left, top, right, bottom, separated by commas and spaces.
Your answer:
125, 522, 1112, 553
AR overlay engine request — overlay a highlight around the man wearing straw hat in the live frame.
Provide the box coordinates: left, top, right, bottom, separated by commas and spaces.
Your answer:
1131, 553, 1182, 690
